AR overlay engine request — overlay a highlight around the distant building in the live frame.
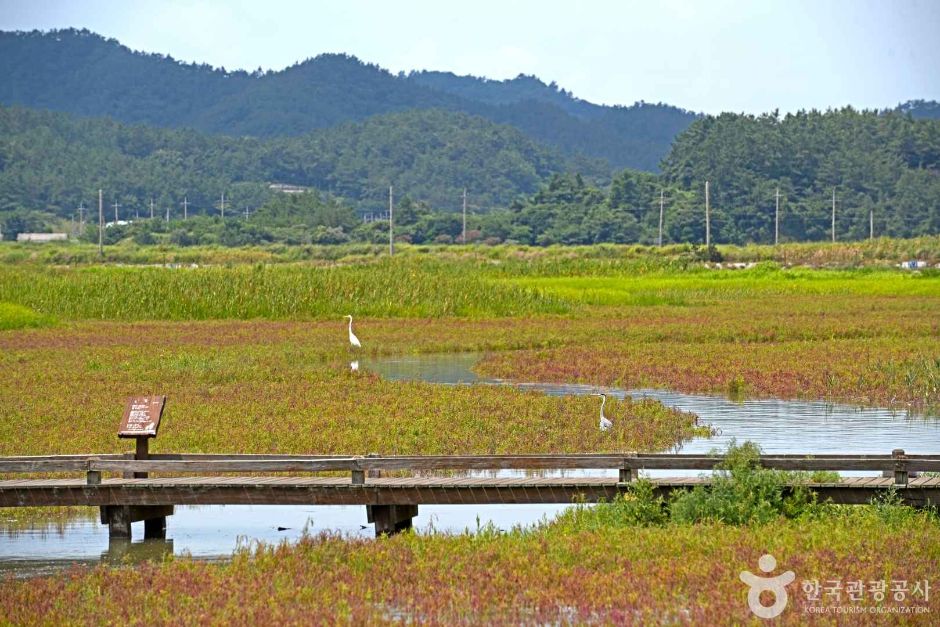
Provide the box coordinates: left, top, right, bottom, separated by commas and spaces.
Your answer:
16, 233, 68, 242
268, 183, 307, 194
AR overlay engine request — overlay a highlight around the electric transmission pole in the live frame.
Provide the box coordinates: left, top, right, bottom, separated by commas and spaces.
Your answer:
831, 187, 836, 243
77, 202, 86, 231
220, 192, 225, 220
775, 187, 780, 246
98, 189, 104, 258
112, 201, 121, 223
462, 188, 467, 244
388, 185, 394, 255
658, 189, 665, 247
183, 196, 188, 220
705, 180, 711, 247
150, 197, 155, 219
870, 207, 874, 240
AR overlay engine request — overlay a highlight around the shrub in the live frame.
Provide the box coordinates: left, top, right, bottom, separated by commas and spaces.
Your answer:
669, 440, 817, 525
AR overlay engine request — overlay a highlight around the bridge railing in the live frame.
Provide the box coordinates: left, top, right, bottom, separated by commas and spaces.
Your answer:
2, 451, 939, 485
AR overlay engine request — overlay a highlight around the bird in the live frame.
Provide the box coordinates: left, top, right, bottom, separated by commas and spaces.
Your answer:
594, 393, 613, 431
345, 314, 362, 348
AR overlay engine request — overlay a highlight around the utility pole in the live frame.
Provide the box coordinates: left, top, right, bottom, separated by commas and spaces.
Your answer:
183, 196, 188, 220
98, 189, 104, 258
831, 187, 836, 243
220, 192, 225, 220
165, 202, 170, 223
705, 180, 711, 247
870, 207, 874, 240
388, 185, 394, 255
658, 189, 665, 247
150, 197, 155, 219
462, 188, 467, 244
77, 202, 86, 231
112, 201, 121, 223
775, 187, 780, 246
244, 206, 250, 219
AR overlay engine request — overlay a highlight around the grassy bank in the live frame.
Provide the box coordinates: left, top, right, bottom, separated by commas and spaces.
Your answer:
2, 235, 939, 268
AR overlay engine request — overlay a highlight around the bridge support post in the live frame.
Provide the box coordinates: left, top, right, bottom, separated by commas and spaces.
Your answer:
893, 449, 908, 486
102, 505, 132, 539
100, 505, 174, 540
144, 515, 167, 539
367, 505, 418, 536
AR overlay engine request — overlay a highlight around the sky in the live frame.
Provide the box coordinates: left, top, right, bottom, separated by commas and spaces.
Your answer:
1, 0, 938, 114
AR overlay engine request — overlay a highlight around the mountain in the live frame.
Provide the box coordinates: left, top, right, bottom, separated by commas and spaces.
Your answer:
659, 108, 940, 242
0, 28, 696, 171
898, 100, 940, 120
0, 104, 587, 220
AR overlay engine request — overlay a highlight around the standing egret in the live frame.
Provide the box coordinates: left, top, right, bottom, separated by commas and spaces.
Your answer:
345, 315, 362, 348
594, 393, 613, 431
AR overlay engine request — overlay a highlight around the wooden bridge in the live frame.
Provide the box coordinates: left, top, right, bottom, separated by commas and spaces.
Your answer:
2, 450, 938, 538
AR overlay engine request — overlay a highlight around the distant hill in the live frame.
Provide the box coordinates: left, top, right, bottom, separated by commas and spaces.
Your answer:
898, 100, 940, 120
0, 104, 589, 219
0, 28, 697, 170
660, 108, 940, 242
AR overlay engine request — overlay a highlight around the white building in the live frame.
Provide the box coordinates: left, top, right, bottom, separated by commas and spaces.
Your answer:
16, 233, 68, 242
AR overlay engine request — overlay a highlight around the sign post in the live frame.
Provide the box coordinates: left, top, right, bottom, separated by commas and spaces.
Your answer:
103, 396, 170, 539
119, 395, 165, 477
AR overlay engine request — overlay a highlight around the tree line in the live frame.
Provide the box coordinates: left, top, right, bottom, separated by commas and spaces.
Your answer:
1, 104, 938, 247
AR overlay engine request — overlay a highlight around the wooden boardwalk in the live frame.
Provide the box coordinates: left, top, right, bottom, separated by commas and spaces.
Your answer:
4, 475, 940, 508
2, 451, 939, 537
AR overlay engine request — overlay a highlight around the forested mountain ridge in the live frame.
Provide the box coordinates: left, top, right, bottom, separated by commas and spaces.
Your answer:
659, 108, 940, 242
0, 104, 589, 219
0, 28, 695, 170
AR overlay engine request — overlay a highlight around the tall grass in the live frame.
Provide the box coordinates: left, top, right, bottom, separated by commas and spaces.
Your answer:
0, 259, 569, 319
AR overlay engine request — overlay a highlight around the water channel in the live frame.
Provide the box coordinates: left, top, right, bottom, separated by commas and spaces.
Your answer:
3, 352, 937, 577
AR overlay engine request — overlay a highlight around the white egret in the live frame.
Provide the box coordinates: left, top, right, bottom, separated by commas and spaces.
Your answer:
345, 314, 362, 348
594, 393, 613, 431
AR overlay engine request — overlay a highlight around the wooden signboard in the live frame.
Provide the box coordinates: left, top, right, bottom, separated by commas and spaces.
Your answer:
118, 396, 166, 439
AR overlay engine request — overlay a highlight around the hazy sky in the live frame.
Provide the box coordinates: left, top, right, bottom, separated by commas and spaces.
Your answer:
1, 0, 938, 113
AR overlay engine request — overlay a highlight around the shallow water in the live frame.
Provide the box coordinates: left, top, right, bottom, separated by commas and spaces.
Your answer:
4, 351, 937, 577
367, 352, 940, 455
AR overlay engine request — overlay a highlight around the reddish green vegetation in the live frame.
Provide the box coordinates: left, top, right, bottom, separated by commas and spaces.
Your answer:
2, 508, 937, 625
479, 294, 940, 413
0, 320, 701, 457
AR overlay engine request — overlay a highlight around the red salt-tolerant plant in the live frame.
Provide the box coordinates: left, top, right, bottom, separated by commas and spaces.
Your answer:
1, 507, 937, 625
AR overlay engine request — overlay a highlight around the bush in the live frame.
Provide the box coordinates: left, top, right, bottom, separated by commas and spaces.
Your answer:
669, 441, 817, 525
0, 302, 56, 330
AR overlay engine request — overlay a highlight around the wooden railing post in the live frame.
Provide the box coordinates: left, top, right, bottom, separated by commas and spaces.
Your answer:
86, 470, 102, 485
367, 452, 381, 479
893, 449, 908, 486
619, 454, 636, 483
351, 455, 365, 486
